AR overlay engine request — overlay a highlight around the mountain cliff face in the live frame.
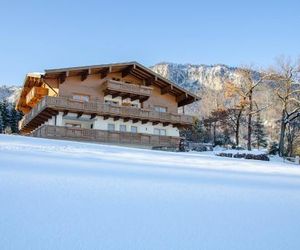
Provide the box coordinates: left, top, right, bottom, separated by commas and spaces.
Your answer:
151, 63, 241, 92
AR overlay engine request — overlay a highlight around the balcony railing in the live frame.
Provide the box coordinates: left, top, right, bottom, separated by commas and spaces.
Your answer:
20, 96, 194, 131
102, 79, 152, 101
26, 87, 49, 107
31, 125, 180, 148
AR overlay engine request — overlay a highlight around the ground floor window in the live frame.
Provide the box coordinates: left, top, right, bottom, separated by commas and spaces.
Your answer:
154, 128, 166, 136
108, 124, 115, 131
120, 125, 127, 132
131, 126, 138, 133
65, 123, 81, 128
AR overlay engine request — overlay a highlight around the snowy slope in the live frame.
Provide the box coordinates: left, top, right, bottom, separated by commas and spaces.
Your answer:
1, 135, 300, 250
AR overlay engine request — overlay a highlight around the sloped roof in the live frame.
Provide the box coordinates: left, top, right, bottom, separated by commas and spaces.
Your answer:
44, 61, 200, 106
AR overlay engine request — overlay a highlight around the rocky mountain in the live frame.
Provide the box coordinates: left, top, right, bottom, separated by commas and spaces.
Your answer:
151, 62, 241, 92
0, 85, 21, 104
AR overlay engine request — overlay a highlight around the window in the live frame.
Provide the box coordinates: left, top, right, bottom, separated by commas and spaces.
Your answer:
108, 124, 115, 131
131, 126, 138, 133
73, 95, 90, 102
160, 129, 166, 136
65, 123, 81, 128
154, 106, 167, 113
154, 128, 160, 135
120, 125, 127, 132
105, 100, 119, 105
154, 128, 167, 136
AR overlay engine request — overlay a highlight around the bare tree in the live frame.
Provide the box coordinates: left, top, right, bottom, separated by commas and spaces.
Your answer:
225, 68, 269, 149
235, 67, 271, 150
268, 56, 300, 156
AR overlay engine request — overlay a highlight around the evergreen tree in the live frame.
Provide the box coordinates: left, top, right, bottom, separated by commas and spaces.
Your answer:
252, 115, 268, 149
10, 107, 19, 133
180, 119, 210, 143
268, 142, 279, 155
0, 100, 10, 133
0, 113, 3, 134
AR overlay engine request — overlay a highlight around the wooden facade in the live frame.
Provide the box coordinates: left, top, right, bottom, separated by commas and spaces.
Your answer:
16, 62, 199, 148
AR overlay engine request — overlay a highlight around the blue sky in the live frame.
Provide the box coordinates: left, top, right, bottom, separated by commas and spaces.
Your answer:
0, 0, 299, 85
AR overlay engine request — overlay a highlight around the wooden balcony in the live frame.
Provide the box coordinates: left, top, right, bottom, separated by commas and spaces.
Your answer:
102, 79, 152, 102
19, 96, 194, 133
26, 87, 49, 107
31, 125, 180, 148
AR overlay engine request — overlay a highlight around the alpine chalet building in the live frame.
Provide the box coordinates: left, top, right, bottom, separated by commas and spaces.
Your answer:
16, 62, 199, 148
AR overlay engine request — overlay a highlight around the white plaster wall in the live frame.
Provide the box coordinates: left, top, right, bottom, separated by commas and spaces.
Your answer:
93, 116, 179, 136
45, 112, 179, 137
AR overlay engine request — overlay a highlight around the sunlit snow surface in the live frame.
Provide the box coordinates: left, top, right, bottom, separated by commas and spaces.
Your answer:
0, 134, 300, 250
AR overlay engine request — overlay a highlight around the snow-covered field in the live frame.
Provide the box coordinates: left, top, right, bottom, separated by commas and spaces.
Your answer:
0, 135, 300, 250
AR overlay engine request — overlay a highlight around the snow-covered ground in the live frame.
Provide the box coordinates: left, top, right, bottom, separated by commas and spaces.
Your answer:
0, 135, 300, 250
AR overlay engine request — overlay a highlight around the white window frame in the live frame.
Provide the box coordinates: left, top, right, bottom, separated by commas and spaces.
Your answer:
108, 124, 115, 131
154, 106, 167, 113
131, 126, 138, 133
154, 128, 160, 135
154, 128, 167, 136
65, 123, 81, 128
120, 125, 127, 132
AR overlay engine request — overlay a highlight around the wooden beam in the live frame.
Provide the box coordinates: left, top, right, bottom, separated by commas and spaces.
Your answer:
161, 85, 173, 95
77, 112, 83, 118
58, 72, 68, 84
130, 95, 139, 101
178, 97, 193, 107
121, 65, 134, 78
112, 93, 120, 99
81, 70, 89, 81
123, 118, 130, 122
152, 121, 160, 125
113, 116, 120, 121
176, 93, 188, 103
63, 110, 69, 117
141, 120, 148, 124
132, 119, 139, 124
121, 93, 131, 100
99, 67, 110, 79
103, 116, 109, 120
90, 113, 96, 119
145, 77, 154, 86
163, 122, 170, 127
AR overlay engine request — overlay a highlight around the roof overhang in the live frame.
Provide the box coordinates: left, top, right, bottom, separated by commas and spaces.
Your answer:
44, 61, 200, 106
16, 73, 44, 112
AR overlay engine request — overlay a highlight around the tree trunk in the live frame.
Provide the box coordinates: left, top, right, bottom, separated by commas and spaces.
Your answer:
235, 115, 240, 146
234, 109, 243, 146
247, 89, 253, 151
278, 110, 286, 157
213, 123, 216, 146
